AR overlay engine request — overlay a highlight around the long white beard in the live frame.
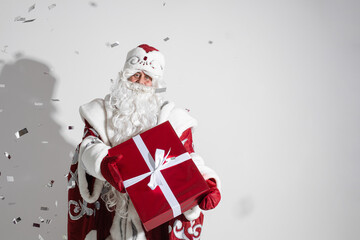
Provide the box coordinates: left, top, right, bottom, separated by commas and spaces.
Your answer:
109, 79, 163, 146
102, 78, 163, 217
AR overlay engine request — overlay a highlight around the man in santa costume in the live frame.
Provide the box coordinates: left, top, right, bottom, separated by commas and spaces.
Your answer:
67, 44, 221, 240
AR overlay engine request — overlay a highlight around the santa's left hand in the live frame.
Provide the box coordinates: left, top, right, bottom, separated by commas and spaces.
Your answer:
199, 178, 221, 210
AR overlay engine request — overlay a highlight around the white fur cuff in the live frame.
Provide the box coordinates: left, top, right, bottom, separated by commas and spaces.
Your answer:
79, 136, 110, 181
183, 205, 202, 221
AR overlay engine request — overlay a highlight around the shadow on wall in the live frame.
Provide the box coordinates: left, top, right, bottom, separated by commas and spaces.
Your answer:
0, 58, 73, 239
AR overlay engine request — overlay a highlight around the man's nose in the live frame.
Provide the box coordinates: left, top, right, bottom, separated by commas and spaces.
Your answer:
137, 75, 146, 85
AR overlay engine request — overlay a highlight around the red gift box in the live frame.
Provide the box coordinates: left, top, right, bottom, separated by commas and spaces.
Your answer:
107, 121, 209, 231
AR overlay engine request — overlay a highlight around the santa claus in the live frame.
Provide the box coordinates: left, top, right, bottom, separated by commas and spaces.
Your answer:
67, 44, 221, 240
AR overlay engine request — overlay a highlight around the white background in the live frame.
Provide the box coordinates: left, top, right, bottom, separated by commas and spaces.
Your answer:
1, 0, 360, 239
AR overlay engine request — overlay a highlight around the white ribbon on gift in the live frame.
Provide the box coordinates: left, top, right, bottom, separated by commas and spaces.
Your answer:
123, 135, 192, 217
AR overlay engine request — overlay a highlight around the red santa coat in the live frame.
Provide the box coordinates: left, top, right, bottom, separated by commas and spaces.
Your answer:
67, 95, 221, 240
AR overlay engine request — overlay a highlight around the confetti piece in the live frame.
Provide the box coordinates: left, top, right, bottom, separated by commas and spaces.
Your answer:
155, 87, 167, 93
63, 235, 68, 240
41, 141, 48, 144
23, 19, 36, 23
39, 216, 44, 223
34, 102, 43, 106
51, 99, 60, 101
39, 234, 44, 240
0, 196, 5, 200
13, 217, 21, 224
46, 180, 54, 187
14, 16, 26, 22
110, 41, 119, 48
0, 84, 5, 88
40, 206, 49, 211
4, 152, 11, 159
64, 173, 69, 178
163, 3, 166, 6
28, 4, 36, 12
15, 128, 28, 138
33, 223, 40, 228
55, 200, 58, 207
68, 126, 74, 130
7, 176, 14, 182
46, 219, 52, 224
48, 4, 56, 10
163, 37, 170, 42
208, 40, 213, 44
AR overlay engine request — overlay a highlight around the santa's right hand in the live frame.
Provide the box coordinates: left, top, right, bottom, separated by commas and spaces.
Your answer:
100, 154, 126, 193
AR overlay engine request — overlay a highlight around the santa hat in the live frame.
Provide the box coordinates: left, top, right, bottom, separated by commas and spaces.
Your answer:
122, 44, 165, 88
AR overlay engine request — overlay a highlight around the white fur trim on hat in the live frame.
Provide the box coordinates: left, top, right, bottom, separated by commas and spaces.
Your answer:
123, 44, 165, 87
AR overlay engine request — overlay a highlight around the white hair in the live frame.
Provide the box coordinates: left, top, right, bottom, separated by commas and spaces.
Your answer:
101, 69, 164, 216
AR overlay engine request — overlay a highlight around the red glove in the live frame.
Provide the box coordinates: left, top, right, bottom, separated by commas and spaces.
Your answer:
199, 178, 221, 210
100, 154, 126, 193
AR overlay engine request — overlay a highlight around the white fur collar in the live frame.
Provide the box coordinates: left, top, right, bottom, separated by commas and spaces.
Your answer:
79, 95, 198, 147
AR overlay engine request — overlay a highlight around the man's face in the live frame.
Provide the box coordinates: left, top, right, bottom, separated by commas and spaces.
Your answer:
128, 71, 153, 86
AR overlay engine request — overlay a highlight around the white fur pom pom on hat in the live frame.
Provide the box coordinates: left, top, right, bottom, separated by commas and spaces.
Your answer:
123, 44, 165, 87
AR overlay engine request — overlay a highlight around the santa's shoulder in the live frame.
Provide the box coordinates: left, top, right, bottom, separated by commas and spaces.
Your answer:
159, 101, 198, 137
79, 96, 109, 142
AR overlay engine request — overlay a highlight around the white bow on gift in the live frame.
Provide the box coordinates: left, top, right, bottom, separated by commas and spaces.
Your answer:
122, 135, 192, 217
148, 148, 171, 190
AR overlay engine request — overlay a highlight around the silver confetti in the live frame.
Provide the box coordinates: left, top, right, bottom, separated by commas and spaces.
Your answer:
55, 200, 58, 207
39, 216, 44, 223
39, 234, 44, 240
46, 219, 52, 224
46, 180, 54, 188
33, 223, 40, 228
0, 84, 5, 88
34, 102, 43, 106
40, 206, 49, 211
163, 37, 170, 42
14, 16, 26, 22
13, 217, 21, 224
48, 4, 56, 10
28, 4, 36, 12
23, 19, 36, 23
7, 176, 14, 182
0, 195, 5, 200
4, 152, 11, 159
41, 141, 48, 144
155, 87, 167, 93
110, 41, 119, 48
15, 128, 28, 138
